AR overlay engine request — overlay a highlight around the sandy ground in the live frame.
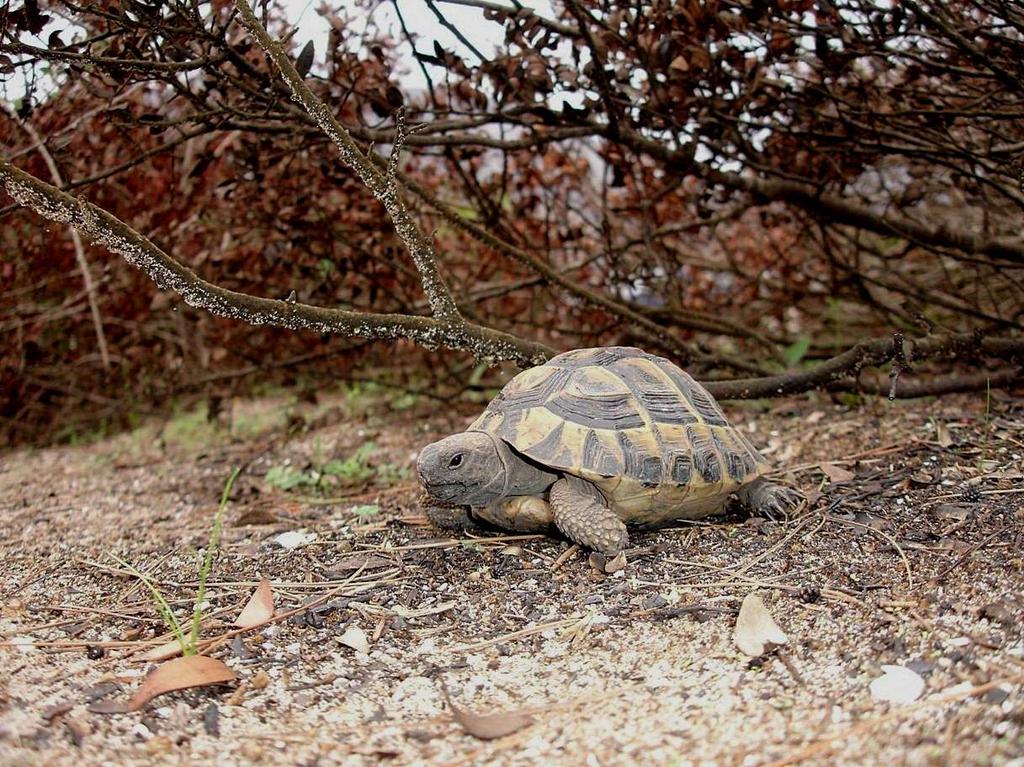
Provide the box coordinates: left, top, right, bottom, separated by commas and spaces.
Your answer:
1, 388, 1023, 766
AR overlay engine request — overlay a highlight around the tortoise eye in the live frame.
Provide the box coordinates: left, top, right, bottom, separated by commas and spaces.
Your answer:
448, 454, 464, 469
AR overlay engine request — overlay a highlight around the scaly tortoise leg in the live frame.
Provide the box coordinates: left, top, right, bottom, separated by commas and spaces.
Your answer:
549, 476, 628, 556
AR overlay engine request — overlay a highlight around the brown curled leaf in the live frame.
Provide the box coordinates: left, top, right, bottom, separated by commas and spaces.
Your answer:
441, 682, 534, 740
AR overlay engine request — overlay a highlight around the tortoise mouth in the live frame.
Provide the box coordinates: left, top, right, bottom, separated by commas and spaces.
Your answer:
422, 481, 468, 503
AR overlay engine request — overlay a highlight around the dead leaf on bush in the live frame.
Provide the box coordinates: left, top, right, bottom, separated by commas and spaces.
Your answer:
235, 577, 275, 628
734, 592, 789, 656
441, 683, 534, 740
820, 463, 855, 483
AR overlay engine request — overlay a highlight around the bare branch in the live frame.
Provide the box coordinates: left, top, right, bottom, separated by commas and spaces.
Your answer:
435, 0, 579, 37
383, 154, 711, 367
704, 334, 1023, 400
231, 0, 463, 324
16, 119, 111, 371
622, 132, 1024, 265
4, 40, 225, 73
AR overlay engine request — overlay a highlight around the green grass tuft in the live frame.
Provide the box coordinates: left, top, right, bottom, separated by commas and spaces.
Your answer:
110, 466, 240, 657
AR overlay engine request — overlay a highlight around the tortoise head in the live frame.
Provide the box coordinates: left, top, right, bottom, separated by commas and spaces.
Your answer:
417, 432, 509, 506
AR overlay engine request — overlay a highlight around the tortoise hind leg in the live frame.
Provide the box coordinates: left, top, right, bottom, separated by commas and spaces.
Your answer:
549, 476, 629, 556
738, 478, 804, 520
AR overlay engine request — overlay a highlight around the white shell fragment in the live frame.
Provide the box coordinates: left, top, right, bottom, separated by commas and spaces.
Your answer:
273, 531, 316, 550
734, 593, 789, 656
870, 665, 925, 704
339, 624, 370, 654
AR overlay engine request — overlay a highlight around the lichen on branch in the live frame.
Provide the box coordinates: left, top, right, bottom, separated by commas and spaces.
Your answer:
0, 158, 552, 367
231, 0, 462, 324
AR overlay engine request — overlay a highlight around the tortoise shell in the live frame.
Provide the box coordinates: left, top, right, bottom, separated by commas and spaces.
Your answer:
468, 347, 770, 523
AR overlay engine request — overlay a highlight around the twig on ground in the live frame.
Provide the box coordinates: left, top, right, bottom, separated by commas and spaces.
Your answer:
550, 544, 581, 570
935, 525, 1010, 581
452, 617, 582, 652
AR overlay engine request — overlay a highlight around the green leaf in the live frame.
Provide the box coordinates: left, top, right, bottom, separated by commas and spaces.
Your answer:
391, 392, 419, 410
783, 336, 811, 366
351, 504, 379, 517
265, 465, 316, 489
320, 460, 348, 476
321, 443, 376, 483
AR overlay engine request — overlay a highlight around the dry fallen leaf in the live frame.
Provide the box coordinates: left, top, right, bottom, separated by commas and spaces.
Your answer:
820, 463, 856, 483
88, 698, 133, 715
120, 656, 235, 712
870, 664, 925, 704
932, 503, 971, 522
441, 683, 534, 740
935, 421, 953, 447
604, 552, 627, 573
338, 624, 370, 654
327, 553, 395, 573
587, 551, 627, 573
41, 700, 75, 722
734, 592, 789, 656
233, 507, 280, 526
234, 577, 275, 628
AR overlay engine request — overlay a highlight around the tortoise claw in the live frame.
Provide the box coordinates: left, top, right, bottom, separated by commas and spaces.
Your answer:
744, 481, 805, 521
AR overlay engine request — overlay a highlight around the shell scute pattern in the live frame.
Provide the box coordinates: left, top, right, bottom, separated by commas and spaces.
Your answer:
469, 347, 768, 505
617, 429, 664, 488
607, 355, 700, 426
669, 453, 693, 486
688, 425, 723, 484
649, 357, 729, 427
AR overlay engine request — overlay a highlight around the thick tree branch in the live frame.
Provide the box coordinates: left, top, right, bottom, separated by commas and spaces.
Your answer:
0, 158, 552, 367
711, 170, 1024, 266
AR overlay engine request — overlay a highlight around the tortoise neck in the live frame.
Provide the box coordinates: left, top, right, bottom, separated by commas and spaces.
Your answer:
468, 430, 558, 498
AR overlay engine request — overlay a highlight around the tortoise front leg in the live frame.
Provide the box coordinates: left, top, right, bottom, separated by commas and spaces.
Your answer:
549, 476, 628, 556
473, 495, 554, 532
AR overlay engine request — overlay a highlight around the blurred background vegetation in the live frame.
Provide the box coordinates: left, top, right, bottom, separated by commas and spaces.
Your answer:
2, 0, 1022, 446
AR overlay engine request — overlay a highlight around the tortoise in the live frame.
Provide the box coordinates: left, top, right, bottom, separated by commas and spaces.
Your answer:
416, 347, 802, 556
